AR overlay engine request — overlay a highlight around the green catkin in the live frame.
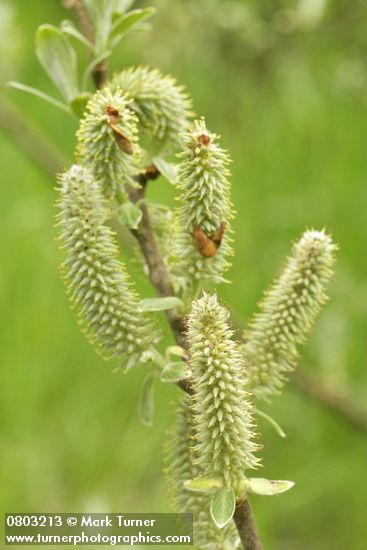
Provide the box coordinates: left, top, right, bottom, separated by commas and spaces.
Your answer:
111, 66, 193, 151
76, 86, 141, 198
56, 164, 158, 368
173, 119, 234, 292
164, 397, 240, 550
187, 293, 259, 488
243, 229, 337, 401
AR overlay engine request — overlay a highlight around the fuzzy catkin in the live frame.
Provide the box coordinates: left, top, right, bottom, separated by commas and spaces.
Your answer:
164, 397, 240, 550
111, 66, 193, 151
187, 293, 259, 488
76, 86, 141, 198
56, 164, 158, 368
173, 119, 234, 291
243, 229, 337, 400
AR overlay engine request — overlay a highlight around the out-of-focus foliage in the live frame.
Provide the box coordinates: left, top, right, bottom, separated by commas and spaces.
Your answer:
1, 1, 367, 549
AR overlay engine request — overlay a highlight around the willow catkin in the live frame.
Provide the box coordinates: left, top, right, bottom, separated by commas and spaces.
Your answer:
243, 229, 337, 400
76, 86, 141, 198
187, 293, 259, 488
111, 65, 193, 151
56, 164, 159, 369
173, 119, 234, 291
164, 396, 240, 550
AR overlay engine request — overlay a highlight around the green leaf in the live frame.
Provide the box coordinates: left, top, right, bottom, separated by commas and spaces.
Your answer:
84, 0, 122, 54
184, 477, 223, 494
139, 296, 183, 312
257, 410, 287, 438
70, 93, 92, 118
245, 478, 295, 496
36, 24, 79, 102
7, 82, 72, 114
60, 20, 94, 49
160, 361, 186, 383
138, 372, 155, 427
210, 487, 236, 529
109, 7, 156, 41
152, 157, 177, 185
117, 201, 142, 229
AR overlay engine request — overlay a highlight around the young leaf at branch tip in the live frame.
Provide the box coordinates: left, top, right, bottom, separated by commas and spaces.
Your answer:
84, 0, 137, 54
138, 372, 155, 427
187, 293, 260, 490
172, 119, 234, 292
36, 24, 79, 103
243, 229, 337, 400
111, 66, 193, 151
76, 86, 141, 198
139, 296, 183, 312
109, 8, 157, 43
164, 397, 241, 549
56, 164, 160, 367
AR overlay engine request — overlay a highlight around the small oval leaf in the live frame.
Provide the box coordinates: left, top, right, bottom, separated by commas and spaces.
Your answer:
138, 373, 155, 427
117, 201, 142, 229
160, 361, 187, 383
139, 297, 183, 312
210, 487, 236, 529
36, 24, 79, 102
109, 7, 156, 41
184, 477, 223, 494
245, 478, 295, 496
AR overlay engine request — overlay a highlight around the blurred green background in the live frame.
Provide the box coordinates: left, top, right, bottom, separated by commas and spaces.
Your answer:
1, 1, 367, 549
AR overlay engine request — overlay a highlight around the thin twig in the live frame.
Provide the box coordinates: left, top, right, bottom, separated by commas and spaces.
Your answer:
234, 499, 264, 550
127, 180, 188, 352
291, 369, 367, 437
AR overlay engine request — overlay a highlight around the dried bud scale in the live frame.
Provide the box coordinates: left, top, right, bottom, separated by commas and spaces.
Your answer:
76, 86, 141, 198
187, 293, 259, 488
111, 66, 193, 151
243, 229, 337, 400
56, 164, 158, 368
164, 397, 240, 550
173, 119, 234, 291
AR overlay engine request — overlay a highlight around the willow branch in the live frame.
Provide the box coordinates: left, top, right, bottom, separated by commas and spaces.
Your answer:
234, 499, 264, 550
127, 177, 188, 353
